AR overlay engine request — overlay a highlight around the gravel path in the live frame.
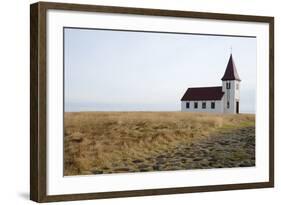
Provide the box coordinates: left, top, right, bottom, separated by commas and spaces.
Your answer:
93, 126, 255, 174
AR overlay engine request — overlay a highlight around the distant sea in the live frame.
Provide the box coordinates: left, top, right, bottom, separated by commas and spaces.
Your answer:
65, 102, 255, 114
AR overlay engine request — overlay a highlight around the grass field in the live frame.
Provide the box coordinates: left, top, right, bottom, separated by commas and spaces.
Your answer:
64, 112, 255, 176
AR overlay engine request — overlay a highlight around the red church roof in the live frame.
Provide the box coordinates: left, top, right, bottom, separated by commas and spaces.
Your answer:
181, 86, 224, 101
221, 54, 241, 81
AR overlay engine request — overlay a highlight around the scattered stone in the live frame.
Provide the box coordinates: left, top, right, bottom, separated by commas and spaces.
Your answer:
209, 158, 218, 162
140, 169, 149, 172
138, 164, 150, 169
156, 157, 166, 164
239, 163, 249, 167
71, 137, 83, 143
92, 170, 103, 174
152, 165, 161, 170
174, 152, 185, 157
132, 159, 143, 163
114, 168, 130, 172
156, 155, 165, 159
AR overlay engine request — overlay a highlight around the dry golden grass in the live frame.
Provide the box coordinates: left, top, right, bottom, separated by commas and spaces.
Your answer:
64, 112, 255, 175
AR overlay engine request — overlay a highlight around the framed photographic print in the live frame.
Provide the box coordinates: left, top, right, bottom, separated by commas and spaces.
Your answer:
30, 1, 274, 202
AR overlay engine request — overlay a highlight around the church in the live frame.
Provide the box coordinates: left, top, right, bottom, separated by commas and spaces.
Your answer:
181, 54, 241, 114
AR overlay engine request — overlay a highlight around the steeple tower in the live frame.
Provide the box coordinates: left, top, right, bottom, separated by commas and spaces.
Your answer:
221, 54, 241, 114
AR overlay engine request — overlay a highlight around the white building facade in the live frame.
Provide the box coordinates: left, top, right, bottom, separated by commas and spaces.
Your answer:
181, 54, 241, 114
181, 100, 224, 113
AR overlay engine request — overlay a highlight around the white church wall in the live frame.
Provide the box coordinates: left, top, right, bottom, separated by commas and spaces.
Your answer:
181, 100, 223, 113
235, 81, 240, 100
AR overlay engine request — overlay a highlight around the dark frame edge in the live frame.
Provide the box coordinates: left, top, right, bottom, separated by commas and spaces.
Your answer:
37, 1, 274, 22
269, 17, 274, 187
30, 2, 48, 203
43, 181, 273, 202
30, 2, 39, 202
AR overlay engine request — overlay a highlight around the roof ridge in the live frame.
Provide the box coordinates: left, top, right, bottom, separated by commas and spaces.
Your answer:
187, 86, 222, 89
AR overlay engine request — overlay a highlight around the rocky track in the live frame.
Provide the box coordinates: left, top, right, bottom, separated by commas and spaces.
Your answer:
92, 126, 255, 174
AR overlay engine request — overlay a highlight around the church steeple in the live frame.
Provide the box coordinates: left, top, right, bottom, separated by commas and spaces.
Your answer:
221, 54, 241, 81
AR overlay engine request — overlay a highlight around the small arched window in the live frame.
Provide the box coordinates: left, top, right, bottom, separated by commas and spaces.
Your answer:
211, 102, 215, 109
226, 82, 231, 89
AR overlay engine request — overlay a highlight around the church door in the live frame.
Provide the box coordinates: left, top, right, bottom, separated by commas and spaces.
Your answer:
236, 101, 239, 114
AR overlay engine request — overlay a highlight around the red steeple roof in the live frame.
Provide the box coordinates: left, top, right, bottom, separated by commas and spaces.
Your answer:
221, 54, 241, 81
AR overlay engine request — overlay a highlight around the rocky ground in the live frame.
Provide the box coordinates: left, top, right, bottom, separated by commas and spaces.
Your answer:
91, 126, 255, 174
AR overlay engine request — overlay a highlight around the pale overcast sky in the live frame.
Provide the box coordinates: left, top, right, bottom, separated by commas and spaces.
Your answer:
64, 28, 256, 113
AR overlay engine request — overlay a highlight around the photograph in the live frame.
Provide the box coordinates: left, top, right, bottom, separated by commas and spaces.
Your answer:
63, 27, 256, 176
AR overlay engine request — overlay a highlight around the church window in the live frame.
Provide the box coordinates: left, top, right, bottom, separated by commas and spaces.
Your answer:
227, 101, 230, 108
194, 102, 198, 109
202, 102, 206, 109
186, 102, 190, 109
226, 82, 231, 89
211, 102, 215, 109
